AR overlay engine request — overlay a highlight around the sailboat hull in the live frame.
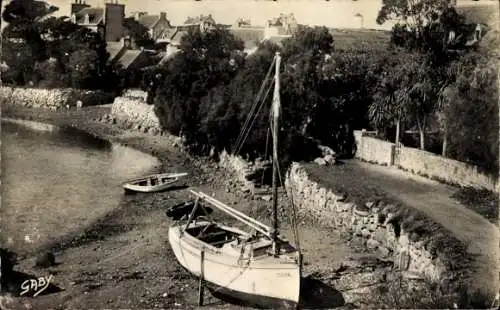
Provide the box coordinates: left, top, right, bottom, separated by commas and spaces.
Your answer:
168, 223, 300, 309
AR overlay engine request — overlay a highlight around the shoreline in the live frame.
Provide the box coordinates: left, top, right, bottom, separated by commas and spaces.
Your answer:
2, 104, 496, 308
1, 104, 207, 175
1, 104, 393, 309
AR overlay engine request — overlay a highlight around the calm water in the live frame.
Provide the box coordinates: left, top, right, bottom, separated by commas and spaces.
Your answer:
1, 120, 162, 253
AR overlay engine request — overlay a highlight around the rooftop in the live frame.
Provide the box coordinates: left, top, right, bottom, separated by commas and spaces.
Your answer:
158, 27, 178, 41
106, 41, 124, 62
170, 30, 189, 45
74, 7, 103, 25
118, 50, 144, 69
138, 15, 161, 29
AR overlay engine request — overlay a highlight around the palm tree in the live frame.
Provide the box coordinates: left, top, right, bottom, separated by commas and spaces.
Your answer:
369, 73, 406, 144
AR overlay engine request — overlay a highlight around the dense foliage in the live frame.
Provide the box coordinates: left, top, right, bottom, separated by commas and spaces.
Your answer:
143, 2, 497, 176
123, 17, 155, 49
375, 0, 498, 174
1, 0, 120, 92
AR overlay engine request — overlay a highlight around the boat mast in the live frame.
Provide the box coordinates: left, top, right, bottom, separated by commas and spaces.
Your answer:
271, 52, 281, 256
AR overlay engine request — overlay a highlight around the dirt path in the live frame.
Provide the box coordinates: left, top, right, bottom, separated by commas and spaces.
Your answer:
304, 160, 499, 296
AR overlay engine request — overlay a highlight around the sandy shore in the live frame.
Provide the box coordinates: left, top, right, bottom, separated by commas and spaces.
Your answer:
1, 104, 387, 309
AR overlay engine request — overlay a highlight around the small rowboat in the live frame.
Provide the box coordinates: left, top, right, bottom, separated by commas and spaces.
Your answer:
122, 172, 188, 193
166, 199, 214, 220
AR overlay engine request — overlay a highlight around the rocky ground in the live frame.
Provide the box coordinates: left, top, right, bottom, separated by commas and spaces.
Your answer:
1, 105, 403, 309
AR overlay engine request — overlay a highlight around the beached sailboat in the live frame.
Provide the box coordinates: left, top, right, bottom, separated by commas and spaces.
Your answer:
122, 172, 188, 193
167, 52, 303, 309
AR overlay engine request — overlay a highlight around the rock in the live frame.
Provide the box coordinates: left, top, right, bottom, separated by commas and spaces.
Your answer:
262, 195, 272, 202
318, 145, 336, 157
377, 246, 391, 258
361, 228, 371, 238
314, 157, 327, 166
354, 206, 369, 217
324, 154, 336, 165
366, 238, 379, 249
35, 252, 55, 268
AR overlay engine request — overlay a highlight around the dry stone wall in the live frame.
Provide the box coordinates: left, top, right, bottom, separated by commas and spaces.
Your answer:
353, 130, 497, 191
285, 162, 470, 282
0, 87, 115, 110
108, 96, 163, 136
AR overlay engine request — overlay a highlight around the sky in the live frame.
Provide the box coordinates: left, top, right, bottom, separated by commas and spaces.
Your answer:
3, 0, 395, 29
1, 0, 498, 30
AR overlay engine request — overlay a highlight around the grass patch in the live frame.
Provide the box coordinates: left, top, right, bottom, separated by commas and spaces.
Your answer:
328, 28, 391, 52
368, 273, 495, 309
451, 186, 498, 224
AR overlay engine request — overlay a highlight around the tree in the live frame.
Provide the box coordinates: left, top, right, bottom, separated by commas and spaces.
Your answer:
280, 27, 334, 139
2, 1, 115, 90
123, 17, 155, 49
443, 54, 498, 174
68, 49, 100, 89
2, 0, 58, 24
380, 0, 471, 60
369, 53, 408, 144
153, 26, 244, 147
377, 0, 450, 34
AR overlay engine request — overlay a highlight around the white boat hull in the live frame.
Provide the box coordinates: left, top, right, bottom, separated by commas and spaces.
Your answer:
122, 172, 188, 193
168, 222, 301, 309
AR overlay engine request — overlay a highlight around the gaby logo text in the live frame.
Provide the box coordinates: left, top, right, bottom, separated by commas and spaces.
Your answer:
20, 275, 54, 297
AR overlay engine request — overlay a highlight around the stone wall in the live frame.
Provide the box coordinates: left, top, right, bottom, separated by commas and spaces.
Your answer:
122, 89, 148, 102
396, 146, 497, 191
218, 150, 262, 193
355, 133, 395, 166
286, 162, 470, 282
0, 87, 115, 110
353, 130, 497, 191
109, 96, 163, 135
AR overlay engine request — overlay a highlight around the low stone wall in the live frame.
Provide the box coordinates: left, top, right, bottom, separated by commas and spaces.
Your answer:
122, 89, 148, 102
109, 96, 162, 135
353, 130, 497, 191
0, 87, 115, 110
396, 146, 497, 191
218, 150, 259, 193
356, 134, 395, 166
286, 162, 470, 282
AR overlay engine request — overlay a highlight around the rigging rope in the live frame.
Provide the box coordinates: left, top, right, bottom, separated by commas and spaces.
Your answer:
233, 74, 274, 156
269, 119, 301, 251
260, 127, 271, 188
232, 56, 276, 154
233, 77, 275, 156
231, 53, 302, 252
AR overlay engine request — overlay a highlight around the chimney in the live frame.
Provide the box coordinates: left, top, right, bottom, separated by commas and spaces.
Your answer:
71, 0, 90, 15
105, 2, 125, 42
160, 12, 167, 20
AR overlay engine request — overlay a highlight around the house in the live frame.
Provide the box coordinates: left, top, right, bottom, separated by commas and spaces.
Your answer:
156, 17, 216, 64
229, 19, 265, 55
184, 14, 217, 32
106, 37, 156, 70
70, 0, 125, 42
264, 13, 298, 38
157, 27, 193, 65
131, 11, 172, 41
